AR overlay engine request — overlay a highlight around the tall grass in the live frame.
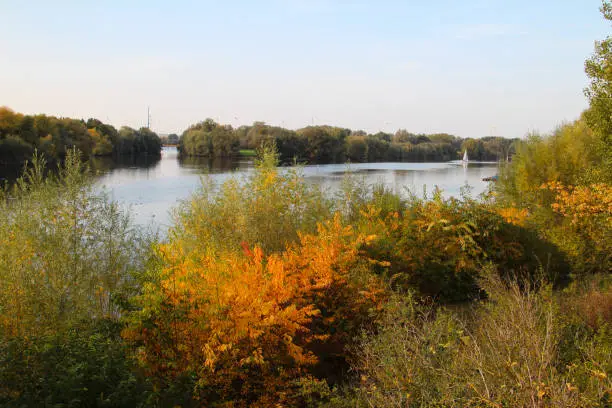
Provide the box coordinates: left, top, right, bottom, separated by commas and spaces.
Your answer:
337, 274, 611, 407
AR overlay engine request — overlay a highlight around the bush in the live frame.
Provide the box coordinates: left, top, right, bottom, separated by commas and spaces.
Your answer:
0, 151, 153, 337
0, 320, 150, 408
540, 182, 612, 275
0, 151, 155, 406
498, 120, 607, 206
342, 275, 611, 407
354, 190, 569, 303
125, 216, 386, 407
496, 120, 611, 276
171, 145, 332, 254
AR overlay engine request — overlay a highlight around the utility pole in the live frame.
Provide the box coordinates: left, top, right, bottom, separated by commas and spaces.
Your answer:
147, 106, 151, 129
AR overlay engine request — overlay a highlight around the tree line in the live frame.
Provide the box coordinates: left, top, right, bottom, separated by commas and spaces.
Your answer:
179, 118, 518, 163
0, 107, 162, 166
0, 107, 516, 167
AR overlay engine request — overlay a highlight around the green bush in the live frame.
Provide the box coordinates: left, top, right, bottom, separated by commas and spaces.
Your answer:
0, 320, 151, 408
171, 145, 333, 254
0, 151, 156, 406
353, 189, 569, 303
0, 151, 154, 337
496, 120, 611, 276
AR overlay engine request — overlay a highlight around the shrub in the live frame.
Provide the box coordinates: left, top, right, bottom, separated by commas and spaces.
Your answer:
0, 151, 155, 406
541, 182, 612, 275
355, 191, 569, 302
343, 275, 612, 407
125, 216, 386, 407
498, 120, 607, 207
496, 120, 611, 277
171, 145, 332, 255
0, 320, 150, 408
0, 151, 153, 337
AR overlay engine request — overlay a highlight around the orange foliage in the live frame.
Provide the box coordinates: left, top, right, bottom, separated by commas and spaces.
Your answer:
496, 206, 529, 227
543, 182, 612, 224
124, 215, 385, 406
541, 182, 612, 273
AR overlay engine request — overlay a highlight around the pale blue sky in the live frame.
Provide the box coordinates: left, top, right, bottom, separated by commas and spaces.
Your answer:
0, 0, 608, 137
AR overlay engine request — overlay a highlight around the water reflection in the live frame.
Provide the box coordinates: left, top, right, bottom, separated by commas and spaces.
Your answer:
2, 154, 162, 184
90, 154, 161, 173
179, 155, 253, 173
299, 161, 497, 198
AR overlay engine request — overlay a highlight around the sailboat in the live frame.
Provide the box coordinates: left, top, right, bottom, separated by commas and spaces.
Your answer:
462, 150, 468, 164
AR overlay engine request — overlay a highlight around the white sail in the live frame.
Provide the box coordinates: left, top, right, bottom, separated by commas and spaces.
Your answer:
462, 150, 468, 162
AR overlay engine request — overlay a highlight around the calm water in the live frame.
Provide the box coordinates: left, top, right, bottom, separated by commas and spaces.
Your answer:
94, 147, 499, 230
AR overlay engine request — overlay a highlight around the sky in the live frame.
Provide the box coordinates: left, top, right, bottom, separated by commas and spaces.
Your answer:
0, 0, 609, 138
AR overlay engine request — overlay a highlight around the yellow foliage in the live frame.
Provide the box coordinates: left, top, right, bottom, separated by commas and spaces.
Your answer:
543, 182, 612, 225
125, 214, 386, 406
540, 182, 612, 273
496, 207, 529, 227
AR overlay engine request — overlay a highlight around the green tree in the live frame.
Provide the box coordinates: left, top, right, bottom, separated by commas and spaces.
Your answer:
585, 1, 612, 145
584, 1, 612, 182
345, 135, 368, 162
179, 119, 238, 157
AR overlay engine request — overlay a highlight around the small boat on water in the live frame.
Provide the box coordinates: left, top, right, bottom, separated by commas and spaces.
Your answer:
461, 150, 469, 167
482, 175, 499, 182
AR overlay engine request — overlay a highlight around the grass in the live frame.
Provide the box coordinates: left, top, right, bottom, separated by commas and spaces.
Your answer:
327, 275, 612, 408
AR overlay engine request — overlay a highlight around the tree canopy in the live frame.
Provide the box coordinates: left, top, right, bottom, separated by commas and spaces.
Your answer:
178, 118, 518, 164
0, 107, 162, 166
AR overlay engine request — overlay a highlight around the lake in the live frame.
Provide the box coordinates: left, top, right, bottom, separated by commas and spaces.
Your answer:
94, 146, 499, 230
